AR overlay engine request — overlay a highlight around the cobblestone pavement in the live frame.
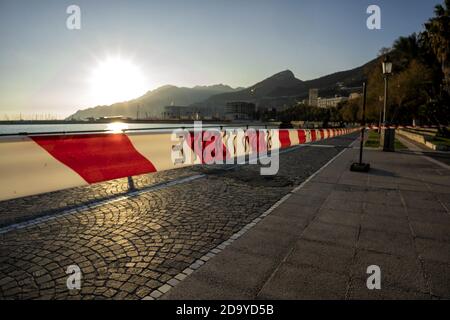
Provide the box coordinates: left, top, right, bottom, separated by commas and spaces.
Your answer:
0, 134, 358, 299
0, 165, 197, 227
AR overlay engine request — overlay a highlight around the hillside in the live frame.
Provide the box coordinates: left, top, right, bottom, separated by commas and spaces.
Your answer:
201, 58, 378, 108
68, 84, 240, 120
68, 58, 378, 120
202, 70, 306, 104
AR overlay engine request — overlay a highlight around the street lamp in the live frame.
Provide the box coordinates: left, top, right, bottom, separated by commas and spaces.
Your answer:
381, 55, 392, 124
378, 95, 383, 133
381, 55, 395, 152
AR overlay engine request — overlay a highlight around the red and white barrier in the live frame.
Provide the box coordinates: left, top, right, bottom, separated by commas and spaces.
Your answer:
0, 128, 358, 201
365, 125, 439, 130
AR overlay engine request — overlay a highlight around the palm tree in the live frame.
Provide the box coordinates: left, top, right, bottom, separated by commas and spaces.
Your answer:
423, 0, 450, 92
392, 33, 421, 70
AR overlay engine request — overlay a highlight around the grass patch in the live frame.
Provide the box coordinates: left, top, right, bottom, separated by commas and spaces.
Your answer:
364, 130, 380, 148
395, 139, 407, 150
364, 130, 407, 150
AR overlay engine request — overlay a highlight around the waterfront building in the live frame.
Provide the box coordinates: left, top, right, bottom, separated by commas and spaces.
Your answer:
308, 88, 319, 107
317, 95, 348, 108
225, 102, 256, 120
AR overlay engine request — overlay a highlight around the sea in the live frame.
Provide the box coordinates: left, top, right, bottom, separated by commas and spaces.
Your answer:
0, 122, 273, 135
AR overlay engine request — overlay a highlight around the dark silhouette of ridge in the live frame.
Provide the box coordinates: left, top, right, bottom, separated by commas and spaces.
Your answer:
68, 57, 378, 120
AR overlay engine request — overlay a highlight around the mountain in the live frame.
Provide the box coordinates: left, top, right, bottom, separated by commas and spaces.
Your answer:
68, 58, 378, 119
201, 58, 378, 109
68, 84, 240, 120
202, 70, 306, 104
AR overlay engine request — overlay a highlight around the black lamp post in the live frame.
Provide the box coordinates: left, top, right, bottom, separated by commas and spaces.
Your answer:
350, 82, 370, 172
378, 95, 383, 133
381, 55, 395, 151
381, 55, 393, 124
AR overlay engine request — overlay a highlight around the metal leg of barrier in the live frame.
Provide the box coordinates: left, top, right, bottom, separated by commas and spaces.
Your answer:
127, 176, 135, 191
350, 82, 370, 172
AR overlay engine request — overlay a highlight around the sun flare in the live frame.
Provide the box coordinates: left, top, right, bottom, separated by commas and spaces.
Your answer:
106, 122, 129, 133
89, 57, 147, 105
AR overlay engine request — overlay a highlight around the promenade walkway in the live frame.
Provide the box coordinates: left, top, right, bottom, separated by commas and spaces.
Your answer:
165, 138, 450, 299
0, 134, 357, 299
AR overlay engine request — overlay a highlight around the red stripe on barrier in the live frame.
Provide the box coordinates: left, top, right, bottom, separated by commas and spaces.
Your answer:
31, 134, 157, 183
258, 130, 269, 154
187, 131, 230, 164
310, 130, 317, 142
251, 130, 268, 154
319, 129, 325, 139
279, 130, 291, 149
297, 130, 306, 144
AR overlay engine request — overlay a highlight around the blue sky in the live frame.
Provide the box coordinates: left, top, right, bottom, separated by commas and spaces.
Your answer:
0, 0, 439, 117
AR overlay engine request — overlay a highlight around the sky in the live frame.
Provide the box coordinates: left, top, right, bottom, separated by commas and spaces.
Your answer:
0, 0, 439, 118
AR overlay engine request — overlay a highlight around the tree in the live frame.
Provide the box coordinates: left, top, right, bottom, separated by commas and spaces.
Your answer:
391, 34, 421, 70
423, 0, 450, 92
389, 60, 433, 124
338, 98, 361, 123
277, 104, 333, 125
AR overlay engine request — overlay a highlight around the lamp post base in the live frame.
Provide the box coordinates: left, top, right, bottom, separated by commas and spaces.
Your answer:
350, 163, 370, 172
380, 128, 396, 152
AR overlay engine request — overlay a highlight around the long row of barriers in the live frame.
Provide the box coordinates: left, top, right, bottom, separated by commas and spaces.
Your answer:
0, 127, 359, 201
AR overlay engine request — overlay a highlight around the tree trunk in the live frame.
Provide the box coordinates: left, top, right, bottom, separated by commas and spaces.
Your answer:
442, 57, 450, 93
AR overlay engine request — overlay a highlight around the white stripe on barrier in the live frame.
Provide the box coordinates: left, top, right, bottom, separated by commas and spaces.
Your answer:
0, 136, 87, 201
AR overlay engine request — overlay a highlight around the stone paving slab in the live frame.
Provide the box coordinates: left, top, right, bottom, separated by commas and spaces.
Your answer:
164, 140, 450, 300
258, 264, 349, 300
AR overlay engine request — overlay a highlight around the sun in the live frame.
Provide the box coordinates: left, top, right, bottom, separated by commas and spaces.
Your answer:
106, 122, 129, 133
89, 57, 147, 105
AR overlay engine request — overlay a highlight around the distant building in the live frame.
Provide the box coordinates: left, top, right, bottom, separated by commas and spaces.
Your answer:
317, 95, 348, 108
349, 92, 361, 100
306, 87, 362, 109
83, 115, 132, 121
225, 102, 256, 121
298, 99, 309, 105
98, 115, 131, 121
163, 106, 203, 120
308, 89, 319, 107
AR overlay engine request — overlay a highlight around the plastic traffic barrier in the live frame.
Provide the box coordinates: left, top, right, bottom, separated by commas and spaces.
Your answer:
0, 128, 358, 201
